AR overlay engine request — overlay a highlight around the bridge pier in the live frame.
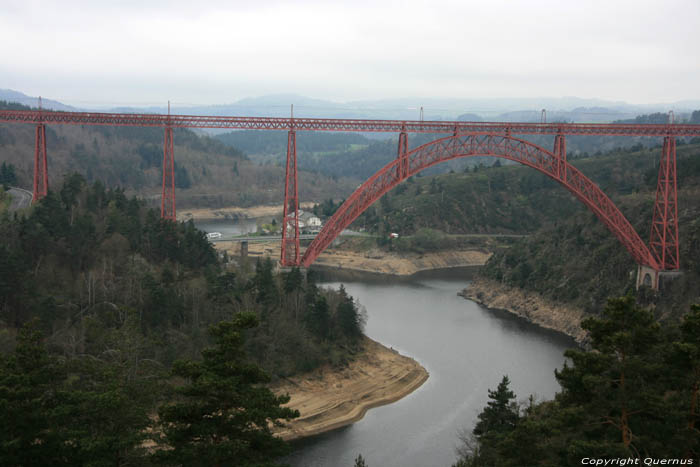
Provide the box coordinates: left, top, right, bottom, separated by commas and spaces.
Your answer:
554, 133, 567, 181
161, 125, 176, 220
636, 265, 659, 290
649, 136, 679, 270
636, 265, 683, 291
396, 126, 408, 180
33, 122, 48, 201
281, 129, 300, 266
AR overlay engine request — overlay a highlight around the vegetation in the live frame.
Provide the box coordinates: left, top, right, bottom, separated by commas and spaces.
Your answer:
0, 101, 357, 208
477, 143, 700, 317
154, 313, 299, 467
0, 162, 17, 186
453, 298, 700, 465
216, 130, 495, 181
354, 454, 369, 466
0, 188, 10, 214
355, 141, 700, 316
216, 130, 370, 157
0, 174, 367, 465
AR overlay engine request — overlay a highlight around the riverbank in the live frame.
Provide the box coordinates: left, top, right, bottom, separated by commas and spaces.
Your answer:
178, 202, 316, 221
312, 247, 491, 275
214, 239, 491, 276
461, 277, 588, 344
270, 337, 429, 441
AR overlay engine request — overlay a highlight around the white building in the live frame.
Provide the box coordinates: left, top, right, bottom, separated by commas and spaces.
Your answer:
298, 210, 322, 231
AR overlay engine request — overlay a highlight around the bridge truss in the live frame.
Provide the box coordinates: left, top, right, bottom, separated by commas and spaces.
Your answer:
1, 108, 699, 274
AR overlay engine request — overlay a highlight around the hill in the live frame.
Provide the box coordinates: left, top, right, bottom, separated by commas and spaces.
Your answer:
0, 89, 78, 111
216, 131, 500, 180
358, 141, 700, 318
0, 175, 368, 464
0, 101, 357, 208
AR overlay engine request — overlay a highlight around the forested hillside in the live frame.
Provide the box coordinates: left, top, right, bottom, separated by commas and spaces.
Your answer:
0, 175, 366, 465
453, 298, 700, 465
477, 143, 700, 319
0, 101, 357, 208
355, 141, 700, 318
216, 130, 493, 180
215, 112, 700, 182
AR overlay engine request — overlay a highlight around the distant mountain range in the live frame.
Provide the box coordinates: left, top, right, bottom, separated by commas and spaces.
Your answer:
0, 89, 79, 112
2, 88, 699, 123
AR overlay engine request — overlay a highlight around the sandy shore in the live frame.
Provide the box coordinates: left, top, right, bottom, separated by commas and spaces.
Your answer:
462, 277, 588, 344
312, 248, 491, 275
215, 239, 491, 275
208, 239, 487, 442
270, 337, 429, 441
178, 202, 316, 221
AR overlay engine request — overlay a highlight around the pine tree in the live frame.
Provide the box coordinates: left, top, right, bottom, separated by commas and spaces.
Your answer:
0, 162, 17, 185
336, 284, 362, 340
284, 267, 303, 294
454, 375, 519, 466
307, 295, 331, 339
154, 313, 299, 467
0, 321, 69, 465
473, 375, 519, 439
354, 453, 368, 467
671, 304, 700, 457
555, 296, 663, 456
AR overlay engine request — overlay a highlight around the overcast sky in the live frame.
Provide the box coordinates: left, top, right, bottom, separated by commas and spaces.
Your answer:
1, 0, 698, 107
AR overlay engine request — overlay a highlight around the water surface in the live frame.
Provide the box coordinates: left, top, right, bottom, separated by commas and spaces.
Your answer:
286, 269, 575, 467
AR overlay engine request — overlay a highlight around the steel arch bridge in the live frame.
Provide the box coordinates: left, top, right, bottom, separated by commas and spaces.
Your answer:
1, 106, 697, 286
301, 134, 659, 270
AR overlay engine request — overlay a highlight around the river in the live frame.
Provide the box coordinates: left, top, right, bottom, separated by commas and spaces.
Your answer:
285, 268, 575, 467
193, 218, 258, 237
193, 220, 575, 466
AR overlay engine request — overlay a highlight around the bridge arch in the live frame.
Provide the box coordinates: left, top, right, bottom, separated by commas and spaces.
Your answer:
300, 134, 660, 269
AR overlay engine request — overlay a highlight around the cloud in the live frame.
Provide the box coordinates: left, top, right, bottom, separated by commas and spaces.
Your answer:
1, 0, 698, 106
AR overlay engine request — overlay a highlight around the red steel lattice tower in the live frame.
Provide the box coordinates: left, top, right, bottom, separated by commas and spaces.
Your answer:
161, 125, 176, 220
33, 97, 49, 202
649, 136, 679, 270
554, 133, 567, 181
281, 129, 300, 266
160, 101, 176, 220
33, 122, 48, 201
396, 126, 408, 180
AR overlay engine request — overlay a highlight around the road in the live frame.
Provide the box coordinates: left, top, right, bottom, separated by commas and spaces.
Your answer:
213, 231, 526, 243
7, 187, 32, 211
212, 230, 369, 243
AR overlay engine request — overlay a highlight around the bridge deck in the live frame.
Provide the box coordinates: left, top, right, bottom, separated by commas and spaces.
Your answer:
2, 110, 700, 137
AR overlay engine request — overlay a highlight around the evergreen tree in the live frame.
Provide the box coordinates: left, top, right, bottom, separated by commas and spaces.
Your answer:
307, 295, 331, 339
0, 321, 69, 465
284, 266, 303, 294
0, 321, 151, 466
254, 257, 278, 306
58, 355, 153, 466
336, 284, 362, 340
0, 162, 17, 185
473, 375, 519, 439
174, 163, 191, 188
555, 296, 664, 456
354, 453, 368, 467
454, 375, 520, 466
154, 313, 299, 467
670, 304, 700, 457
